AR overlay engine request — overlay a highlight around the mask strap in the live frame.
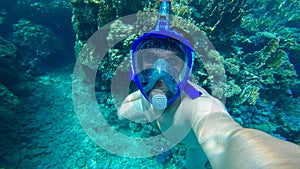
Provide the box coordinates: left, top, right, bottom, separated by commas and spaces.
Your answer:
184, 82, 202, 99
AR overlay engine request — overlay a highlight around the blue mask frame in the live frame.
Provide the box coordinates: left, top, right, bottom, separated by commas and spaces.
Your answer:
130, 0, 202, 106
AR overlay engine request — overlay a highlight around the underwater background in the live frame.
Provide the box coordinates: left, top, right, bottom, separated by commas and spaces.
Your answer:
0, 0, 299, 168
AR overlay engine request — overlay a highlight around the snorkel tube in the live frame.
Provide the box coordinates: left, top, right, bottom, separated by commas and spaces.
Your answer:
156, 0, 171, 31
130, 0, 202, 108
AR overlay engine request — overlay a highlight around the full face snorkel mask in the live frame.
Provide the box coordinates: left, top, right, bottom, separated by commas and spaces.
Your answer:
130, 0, 202, 110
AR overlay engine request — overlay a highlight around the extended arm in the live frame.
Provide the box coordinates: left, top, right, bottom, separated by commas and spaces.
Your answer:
193, 109, 300, 169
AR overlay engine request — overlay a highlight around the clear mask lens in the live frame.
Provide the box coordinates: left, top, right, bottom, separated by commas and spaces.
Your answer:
133, 48, 187, 98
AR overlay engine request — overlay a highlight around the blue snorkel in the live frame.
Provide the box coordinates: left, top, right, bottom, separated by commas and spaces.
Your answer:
130, 0, 202, 108
156, 0, 171, 31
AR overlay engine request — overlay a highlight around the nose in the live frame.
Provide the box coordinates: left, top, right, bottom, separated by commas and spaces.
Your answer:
154, 79, 167, 91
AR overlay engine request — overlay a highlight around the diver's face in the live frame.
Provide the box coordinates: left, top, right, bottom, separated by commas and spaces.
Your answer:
133, 47, 186, 110
138, 48, 185, 94
141, 48, 184, 74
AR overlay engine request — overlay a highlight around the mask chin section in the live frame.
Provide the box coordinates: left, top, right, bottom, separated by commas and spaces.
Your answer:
138, 68, 180, 107
151, 93, 167, 110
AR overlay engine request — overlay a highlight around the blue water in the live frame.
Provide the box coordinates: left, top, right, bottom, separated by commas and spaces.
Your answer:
0, 0, 299, 168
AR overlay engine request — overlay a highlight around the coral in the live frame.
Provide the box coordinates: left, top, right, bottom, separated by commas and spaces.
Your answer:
270, 96, 300, 142
203, 50, 226, 100
71, 1, 99, 41
226, 80, 241, 98
223, 0, 300, 144
266, 49, 285, 68
239, 85, 260, 105
171, 1, 193, 19
71, 0, 247, 53
156, 149, 172, 164
191, 0, 246, 46
106, 20, 134, 46
74, 39, 85, 58
13, 0, 72, 36
71, 0, 300, 145
71, 0, 149, 42
97, 0, 116, 28
76, 42, 100, 70
251, 122, 277, 135
225, 58, 240, 75
13, 19, 63, 58
13, 19, 65, 78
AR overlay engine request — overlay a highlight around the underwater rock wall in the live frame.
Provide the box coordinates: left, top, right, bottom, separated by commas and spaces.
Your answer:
0, 83, 20, 119
0, 0, 75, 121
0, 37, 18, 86
70, 0, 300, 144
70, 0, 151, 57
0, 37, 21, 118
0, 0, 74, 80
13, 19, 65, 78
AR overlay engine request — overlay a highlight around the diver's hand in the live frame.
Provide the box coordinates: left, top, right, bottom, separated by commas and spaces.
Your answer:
118, 90, 145, 122
118, 90, 164, 122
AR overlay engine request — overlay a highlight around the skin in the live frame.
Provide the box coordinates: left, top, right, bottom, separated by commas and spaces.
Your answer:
118, 83, 208, 168
118, 82, 300, 169
137, 48, 185, 76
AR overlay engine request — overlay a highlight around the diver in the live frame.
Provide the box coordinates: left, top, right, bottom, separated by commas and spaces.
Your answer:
118, 0, 300, 168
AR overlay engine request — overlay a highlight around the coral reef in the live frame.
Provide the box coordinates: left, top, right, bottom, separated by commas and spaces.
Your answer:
71, 0, 99, 41
70, 0, 152, 56
70, 0, 300, 147
0, 0, 75, 79
13, 19, 63, 58
71, 0, 247, 54
0, 35, 19, 121
0, 0, 298, 168
189, 0, 246, 50
202, 50, 226, 100
221, 0, 300, 143
13, 19, 65, 78
14, 0, 71, 30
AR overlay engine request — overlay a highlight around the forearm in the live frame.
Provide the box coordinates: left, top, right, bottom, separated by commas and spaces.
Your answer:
194, 112, 300, 169
224, 128, 300, 169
